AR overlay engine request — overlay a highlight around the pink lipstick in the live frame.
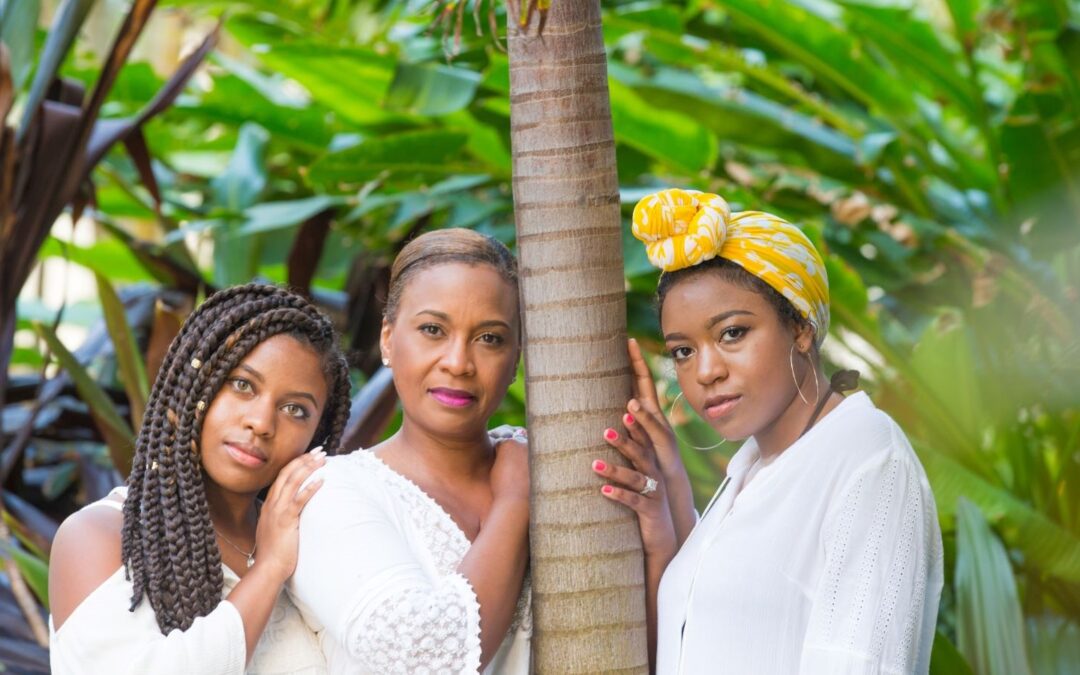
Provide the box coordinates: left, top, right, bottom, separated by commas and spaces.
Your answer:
429, 387, 477, 408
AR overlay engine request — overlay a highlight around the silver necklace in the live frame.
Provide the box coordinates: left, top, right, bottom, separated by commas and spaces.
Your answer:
215, 528, 256, 568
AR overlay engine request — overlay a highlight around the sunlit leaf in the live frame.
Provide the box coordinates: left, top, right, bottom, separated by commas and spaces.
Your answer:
955, 498, 1033, 675
385, 61, 483, 116
95, 272, 149, 429
34, 322, 135, 475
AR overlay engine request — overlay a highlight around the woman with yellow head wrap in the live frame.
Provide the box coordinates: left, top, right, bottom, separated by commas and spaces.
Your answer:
589, 189, 943, 674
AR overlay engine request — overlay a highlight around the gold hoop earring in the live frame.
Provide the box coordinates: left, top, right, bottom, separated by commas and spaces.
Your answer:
789, 344, 820, 405
669, 391, 727, 451
789, 344, 810, 405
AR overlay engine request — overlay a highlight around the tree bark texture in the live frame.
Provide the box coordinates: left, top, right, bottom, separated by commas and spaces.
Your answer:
508, 2, 649, 672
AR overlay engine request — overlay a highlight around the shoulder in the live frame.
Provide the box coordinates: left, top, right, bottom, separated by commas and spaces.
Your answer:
301, 451, 394, 516
48, 499, 125, 630
815, 393, 920, 470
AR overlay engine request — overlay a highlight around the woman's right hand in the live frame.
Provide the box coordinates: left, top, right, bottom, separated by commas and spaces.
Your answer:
626, 338, 683, 476
252, 448, 327, 583
595, 428, 677, 561
622, 338, 698, 547
490, 438, 530, 506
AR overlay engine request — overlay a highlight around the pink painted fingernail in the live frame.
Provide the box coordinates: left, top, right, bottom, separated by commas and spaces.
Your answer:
624, 413, 635, 425
601, 485, 614, 495
593, 459, 607, 472
604, 428, 618, 441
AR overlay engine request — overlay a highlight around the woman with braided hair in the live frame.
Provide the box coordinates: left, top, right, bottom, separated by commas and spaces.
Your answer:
590, 190, 943, 673
48, 283, 352, 674
290, 228, 531, 674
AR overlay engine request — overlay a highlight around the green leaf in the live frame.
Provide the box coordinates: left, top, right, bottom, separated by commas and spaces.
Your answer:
924, 451, 1080, 586
34, 322, 135, 475
1026, 615, 1080, 675
211, 122, 269, 211
179, 71, 335, 151
609, 79, 717, 173
384, 61, 482, 116
1, 542, 49, 609
38, 235, 156, 283
908, 311, 987, 451
95, 273, 149, 430
717, 0, 915, 124
954, 498, 1033, 675
227, 15, 402, 126
307, 129, 473, 190
0, 0, 39, 91
930, 630, 975, 675
16, 0, 94, 141
233, 195, 347, 238
839, 2, 979, 121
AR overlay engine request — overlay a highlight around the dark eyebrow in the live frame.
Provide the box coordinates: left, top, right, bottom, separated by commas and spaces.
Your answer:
416, 310, 449, 321
664, 310, 755, 342
237, 363, 265, 383
417, 311, 511, 332
238, 364, 319, 407
475, 320, 512, 331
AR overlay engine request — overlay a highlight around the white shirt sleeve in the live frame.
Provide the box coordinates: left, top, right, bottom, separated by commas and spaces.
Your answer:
799, 429, 942, 675
50, 590, 246, 675
291, 462, 482, 673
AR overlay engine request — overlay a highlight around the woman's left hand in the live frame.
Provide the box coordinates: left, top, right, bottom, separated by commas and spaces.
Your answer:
595, 429, 677, 561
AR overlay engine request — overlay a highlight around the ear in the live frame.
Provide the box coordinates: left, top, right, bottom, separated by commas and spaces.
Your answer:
794, 321, 815, 354
380, 317, 393, 364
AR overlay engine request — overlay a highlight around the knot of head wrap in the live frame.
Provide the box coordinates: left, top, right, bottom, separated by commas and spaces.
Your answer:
632, 188, 831, 345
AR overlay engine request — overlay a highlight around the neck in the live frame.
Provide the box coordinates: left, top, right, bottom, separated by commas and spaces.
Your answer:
202, 479, 258, 536
391, 415, 495, 483
753, 369, 832, 462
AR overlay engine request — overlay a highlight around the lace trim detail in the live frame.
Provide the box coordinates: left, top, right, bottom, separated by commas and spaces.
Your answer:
354, 572, 482, 674
356, 452, 472, 574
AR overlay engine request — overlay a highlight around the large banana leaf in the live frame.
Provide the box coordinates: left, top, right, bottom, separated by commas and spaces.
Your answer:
955, 498, 1033, 675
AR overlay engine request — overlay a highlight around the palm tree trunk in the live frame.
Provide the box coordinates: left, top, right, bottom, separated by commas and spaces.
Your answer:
508, 2, 648, 671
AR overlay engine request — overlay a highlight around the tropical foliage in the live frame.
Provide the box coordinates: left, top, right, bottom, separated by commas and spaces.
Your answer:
2, 0, 1078, 672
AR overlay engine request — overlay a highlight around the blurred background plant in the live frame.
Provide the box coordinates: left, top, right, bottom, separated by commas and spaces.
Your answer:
1, 0, 1077, 673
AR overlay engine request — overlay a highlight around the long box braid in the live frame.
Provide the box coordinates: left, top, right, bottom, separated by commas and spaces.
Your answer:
120, 284, 352, 634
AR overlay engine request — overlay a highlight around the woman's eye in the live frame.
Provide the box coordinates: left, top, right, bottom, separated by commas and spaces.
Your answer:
282, 403, 310, 420
669, 346, 693, 362
419, 324, 443, 337
478, 332, 504, 345
230, 378, 253, 394
720, 326, 748, 343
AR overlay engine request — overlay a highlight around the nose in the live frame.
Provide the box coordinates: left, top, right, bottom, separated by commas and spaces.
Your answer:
695, 344, 728, 387
241, 396, 276, 438
439, 336, 475, 377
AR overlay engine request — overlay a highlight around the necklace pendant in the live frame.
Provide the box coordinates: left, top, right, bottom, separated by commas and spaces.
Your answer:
246, 555, 255, 568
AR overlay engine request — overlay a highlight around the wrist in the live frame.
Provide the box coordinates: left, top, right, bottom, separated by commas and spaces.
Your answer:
248, 557, 291, 587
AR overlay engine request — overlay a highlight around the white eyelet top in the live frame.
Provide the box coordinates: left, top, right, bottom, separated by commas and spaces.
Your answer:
656, 393, 944, 674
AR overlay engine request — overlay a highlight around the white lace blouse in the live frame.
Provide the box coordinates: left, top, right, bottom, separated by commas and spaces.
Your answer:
48, 488, 327, 675
656, 392, 944, 674
290, 450, 532, 674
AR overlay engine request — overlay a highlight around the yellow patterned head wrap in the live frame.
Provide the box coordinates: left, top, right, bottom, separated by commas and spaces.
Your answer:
632, 188, 830, 345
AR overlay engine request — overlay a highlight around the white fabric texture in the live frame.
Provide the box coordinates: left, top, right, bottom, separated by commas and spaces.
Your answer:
656, 392, 944, 675
290, 450, 532, 675
49, 488, 326, 675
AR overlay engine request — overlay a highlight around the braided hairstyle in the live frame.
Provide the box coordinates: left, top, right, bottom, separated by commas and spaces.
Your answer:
120, 283, 352, 634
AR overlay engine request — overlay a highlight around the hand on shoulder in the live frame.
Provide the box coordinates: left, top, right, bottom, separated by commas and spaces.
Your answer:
48, 499, 125, 631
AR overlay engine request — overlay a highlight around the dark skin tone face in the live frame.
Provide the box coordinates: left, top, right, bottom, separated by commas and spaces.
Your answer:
380, 262, 520, 446
199, 334, 328, 500
660, 273, 830, 460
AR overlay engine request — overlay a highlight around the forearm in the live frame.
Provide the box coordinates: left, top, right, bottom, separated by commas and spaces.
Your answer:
644, 544, 674, 671
661, 460, 696, 547
457, 498, 529, 667
223, 563, 287, 662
